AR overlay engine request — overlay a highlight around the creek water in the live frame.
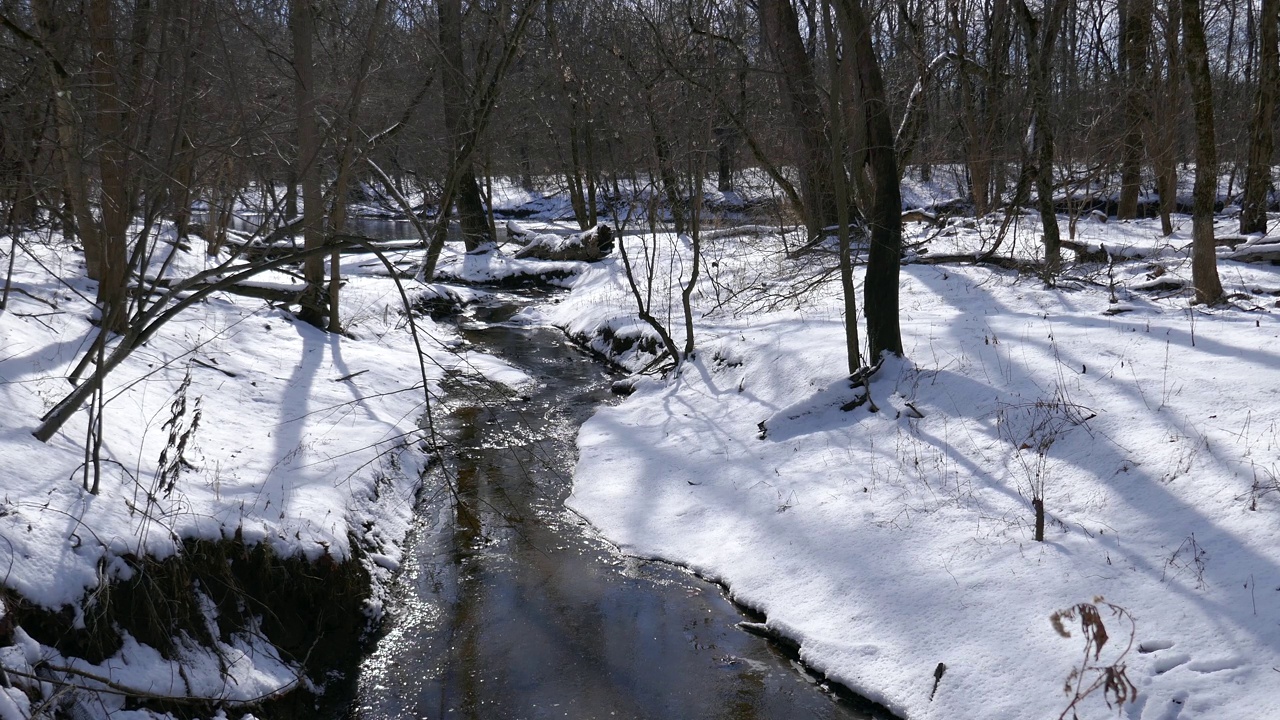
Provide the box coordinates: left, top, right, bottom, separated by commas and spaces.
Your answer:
350, 291, 881, 720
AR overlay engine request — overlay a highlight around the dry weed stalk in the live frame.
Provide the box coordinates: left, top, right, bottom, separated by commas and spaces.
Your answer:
1050, 597, 1137, 719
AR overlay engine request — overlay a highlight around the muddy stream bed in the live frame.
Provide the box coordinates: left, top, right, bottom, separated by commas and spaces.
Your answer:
349, 291, 884, 720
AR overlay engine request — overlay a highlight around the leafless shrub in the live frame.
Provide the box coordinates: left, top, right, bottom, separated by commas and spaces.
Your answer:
996, 391, 1095, 540
1243, 463, 1280, 511
1161, 533, 1209, 590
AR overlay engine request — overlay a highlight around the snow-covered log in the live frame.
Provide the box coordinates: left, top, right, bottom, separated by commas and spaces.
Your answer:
511, 223, 614, 261
1229, 241, 1280, 263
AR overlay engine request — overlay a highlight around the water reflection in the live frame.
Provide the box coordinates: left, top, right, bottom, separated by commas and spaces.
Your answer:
353, 296, 880, 720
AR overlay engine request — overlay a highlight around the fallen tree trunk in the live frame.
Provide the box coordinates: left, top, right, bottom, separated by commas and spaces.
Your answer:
511, 223, 614, 261
908, 253, 1037, 272
1230, 242, 1280, 263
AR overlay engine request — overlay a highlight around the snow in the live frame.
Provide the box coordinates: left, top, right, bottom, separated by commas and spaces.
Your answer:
546, 212, 1280, 719
432, 242, 587, 286
0, 224, 535, 713
5, 194, 1280, 719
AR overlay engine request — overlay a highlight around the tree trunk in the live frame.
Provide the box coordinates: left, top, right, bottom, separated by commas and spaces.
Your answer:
833, 0, 903, 360
1153, 0, 1183, 236
584, 111, 598, 227
1240, 0, 1279, 234
420, 0, 538, 279
292, 0, 327, 328
326, 0, 390, 334
32, 1, 100, 278
716, 119, 736, 191
285, 168, 298, 220
546, 0, 592, 231
565, 100, 591, 230
651, 116, 685, 236
948, 0, 1010, 216
455, 170, 489, 248
1014, 0, 1069, 281
1118, 0, 1153, 220
758, 0, 839, 240
439, 0, 490, 251
88, 0, 131, 333
822, 3, 860, 373
1183, 0, 1225, 303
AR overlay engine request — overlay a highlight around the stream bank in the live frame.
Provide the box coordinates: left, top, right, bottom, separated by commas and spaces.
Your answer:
352, 291, 888, 720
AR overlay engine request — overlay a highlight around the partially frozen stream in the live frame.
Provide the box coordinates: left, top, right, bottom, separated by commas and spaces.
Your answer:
350, 291, 881, 719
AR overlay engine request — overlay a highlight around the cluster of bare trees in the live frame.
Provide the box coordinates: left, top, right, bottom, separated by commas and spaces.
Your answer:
2, 0, 1277, 349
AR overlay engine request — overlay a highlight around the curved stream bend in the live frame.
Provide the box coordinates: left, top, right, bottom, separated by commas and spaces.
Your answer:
352, 292, 883, 720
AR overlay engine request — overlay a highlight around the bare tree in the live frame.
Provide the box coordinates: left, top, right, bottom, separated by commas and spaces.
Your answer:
1183, 0, 1225, 303
1013, 0, 1070, 281
758, 0, 840, 241
1240, 0, 1280, 234
421, 0, 539, 280
832, 0, 904, 361
1117, 0, 1154, 220
292, 0, 327, 328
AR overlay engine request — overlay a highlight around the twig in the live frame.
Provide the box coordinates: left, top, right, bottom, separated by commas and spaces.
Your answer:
191, 358, 237, 377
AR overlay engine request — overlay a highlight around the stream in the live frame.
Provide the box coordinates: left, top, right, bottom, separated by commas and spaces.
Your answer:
350, 289, 882, 720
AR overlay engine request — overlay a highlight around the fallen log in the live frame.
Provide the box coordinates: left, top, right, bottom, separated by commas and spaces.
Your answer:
204, 282, 305, 304
901, 209, 940, 225
511, 223, 614, 261
1059, 239, 1109, 263
1229, 242, 1280, 263
908, 253, 1036, 272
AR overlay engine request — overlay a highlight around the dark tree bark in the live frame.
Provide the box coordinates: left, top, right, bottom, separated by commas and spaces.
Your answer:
439, 0, 490, 251
87, 0, 131, 333
758, 0, 839, 241
1014, 0, 1069, 281
1183, 0, 1225, 303
821, 2, 860, 372
948, 0, 1011, 215
1117, 0, 1153, 220
325, 0, 390, 334
1152, 0, 1183, 236
420, 0, 538, 279
29, 0, 97, 261
292, 0, 327, 328
1240, 0, 1279, 234
546, 0, 600, 231
650, 113, 685, 235
716, 125, 735, 192
832, 0, 903, 360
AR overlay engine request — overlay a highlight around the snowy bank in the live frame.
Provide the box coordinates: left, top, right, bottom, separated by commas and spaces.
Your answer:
0, 227, 529, 716
548, 216, 1280, 720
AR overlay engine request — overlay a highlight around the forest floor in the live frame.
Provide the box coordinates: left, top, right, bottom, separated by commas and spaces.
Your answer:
542, 207, 1280, 720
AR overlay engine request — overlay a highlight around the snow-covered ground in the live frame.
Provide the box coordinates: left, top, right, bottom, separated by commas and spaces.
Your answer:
5, 192, 1279, 719
0, 225, 534, 716
545, 212, 1280, 720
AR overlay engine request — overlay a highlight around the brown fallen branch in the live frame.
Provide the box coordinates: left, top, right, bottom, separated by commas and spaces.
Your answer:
197, 283, 303, 304
1059, 239, 1109, 263
191, 358, 236, 377
5, 286, 59, 309
909, 253, 1036, 272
